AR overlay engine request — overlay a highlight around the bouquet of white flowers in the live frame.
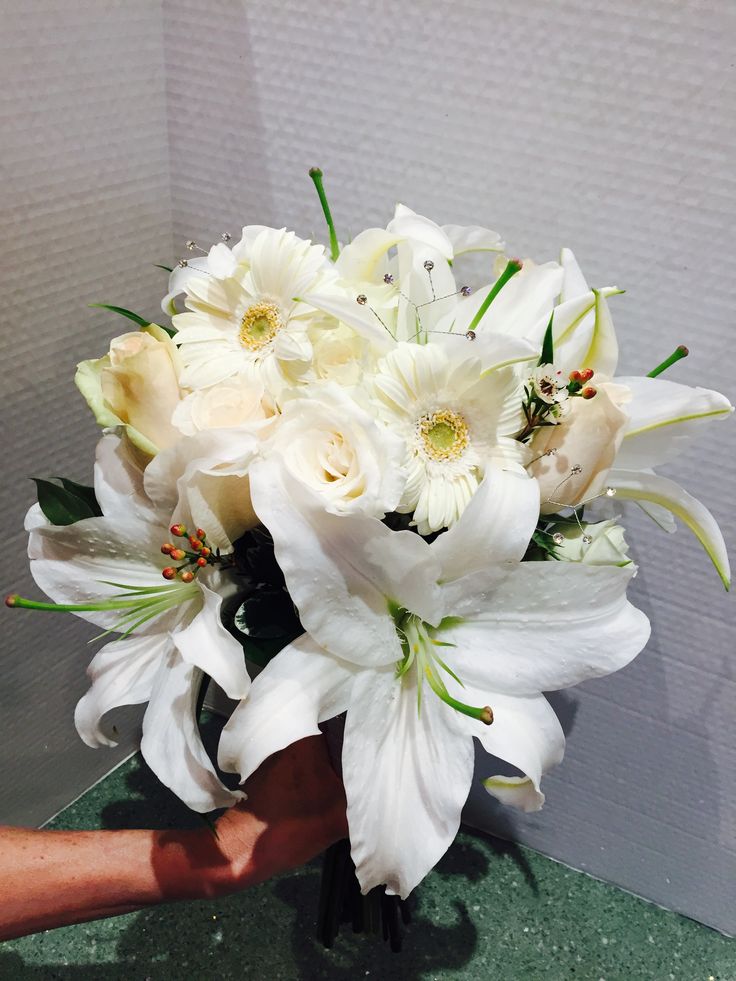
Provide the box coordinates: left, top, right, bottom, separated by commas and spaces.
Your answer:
7, 169, 732, 947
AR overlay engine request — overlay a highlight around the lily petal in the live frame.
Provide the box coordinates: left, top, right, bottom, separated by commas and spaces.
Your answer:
615, 376, 733, 470
432, 467, 539, 616
343, 667, 474, 898
249, 457, 441, 662
144, 427, 261, 551
173, 580, 250, 699
445, 564, 650, 694
75, 633, 170, 747
141, 650, 243, 812
469, 689, 565, 794
219, 634, 356, 779
608, 469, 731, 589
301, 291, 395, 351
25, 513, 174, 631
93, 435, 157, 525
335, 228, 401, 282
442, 224, 504, 256
387, 204, 454, 260
483, 774, 545, 813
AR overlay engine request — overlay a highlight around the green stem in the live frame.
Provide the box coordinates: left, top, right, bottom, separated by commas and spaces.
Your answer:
309, 167, 340, 262
423, 665, 493, 725
647, 345, 689, 377
466, 259, 523, 334
6, 594, 150, 613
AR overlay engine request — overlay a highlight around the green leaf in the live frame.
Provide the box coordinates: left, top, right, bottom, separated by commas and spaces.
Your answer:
154, 263, 174, 273
31, 478, 98, 526
538, 312, 554, 365
54, 478, 102, 516
89, 303, 151, 328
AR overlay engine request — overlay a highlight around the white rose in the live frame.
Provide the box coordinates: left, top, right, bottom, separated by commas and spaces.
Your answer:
310, 322, 372, 386
75, 325, 182, 462
528, 382, 630, 514
172, 378, 275, 436
269, 383, 405, 517
547, 518, 631, 566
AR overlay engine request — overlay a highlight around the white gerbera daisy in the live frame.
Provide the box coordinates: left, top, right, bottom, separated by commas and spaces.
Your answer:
173, 227, 339, 397
374, 340, 533, 535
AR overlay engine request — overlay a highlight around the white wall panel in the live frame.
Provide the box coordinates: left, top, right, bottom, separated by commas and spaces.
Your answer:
0, 1, 173, 826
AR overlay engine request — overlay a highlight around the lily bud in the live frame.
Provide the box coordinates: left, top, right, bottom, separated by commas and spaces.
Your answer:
170, 548, 186, 561
162, 567, 177, 580
170, 524, 187, 537
160, 543, 174, 555
180, 570, 195, 583
581, 386, 597, 399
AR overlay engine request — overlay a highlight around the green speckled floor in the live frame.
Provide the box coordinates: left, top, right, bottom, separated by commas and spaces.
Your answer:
2, 748, 733, 981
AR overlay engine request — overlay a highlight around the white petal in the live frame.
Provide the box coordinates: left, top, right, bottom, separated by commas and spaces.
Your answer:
442, 224, 504, 256
343, 667, 474, 898
387, 205, 454, 259
471, 260, 564, 342
615, 375, 733, 470
550, 286, 621, 373
26, 514, 173, 631
433, 467, 539, 577
173, 581, 250, 699
609, 468, 731, 588
249, 457, 441, 662
219, 634, 355, 779
559, 247, 589, 302
335, 227, 401, 282
75, 633, 170, 747
431, 331, 538, 373
301, 291, 395, 351
483, 774, 545, 812
144, 427, 260, 550
140, 650, 243, 812
93, 434, 157, 524
161, 257, 209, 315
207, 242, 237, 280
585, 288, 619, 377
446, 564, 650, 694
431, 468, 540, 618
471, 690, 565, 791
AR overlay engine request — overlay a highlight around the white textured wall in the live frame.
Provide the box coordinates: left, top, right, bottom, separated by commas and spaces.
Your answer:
1, 0, 733, 935
0, 1, 173, 826
160, 0, 735, 933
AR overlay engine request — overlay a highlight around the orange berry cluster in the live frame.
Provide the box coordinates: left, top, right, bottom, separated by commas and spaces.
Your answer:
568, 367, 597, 400
160, 525, 214, 582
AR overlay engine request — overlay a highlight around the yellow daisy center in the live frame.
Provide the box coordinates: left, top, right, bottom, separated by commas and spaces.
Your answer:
239, 301, 283, 351
418, 409, 469, 462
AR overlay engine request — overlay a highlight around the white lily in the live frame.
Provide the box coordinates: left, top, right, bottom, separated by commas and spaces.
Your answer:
13, 435, 250, 812
550, 251, 733, 587
302, 205, 507, 351
220, 458, 650, 897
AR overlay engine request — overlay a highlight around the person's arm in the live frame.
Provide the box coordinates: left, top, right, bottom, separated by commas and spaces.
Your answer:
0, 734, 347, 942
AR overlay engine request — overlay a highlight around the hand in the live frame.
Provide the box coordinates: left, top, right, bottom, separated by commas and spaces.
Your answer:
191, 734, 348, 897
